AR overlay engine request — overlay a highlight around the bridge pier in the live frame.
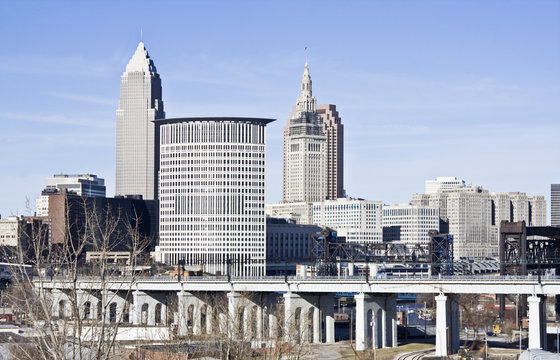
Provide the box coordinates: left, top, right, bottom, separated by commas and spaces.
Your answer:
51, 288, 71, 319
528, 295, 547, 350
435, 293, 459, 357
105, 291, 129, 324
283, 292, 334, 344
133, 290, 167, 326
76, 289, 100, 320
354, 293, 396, 351
177, 291, 210, 336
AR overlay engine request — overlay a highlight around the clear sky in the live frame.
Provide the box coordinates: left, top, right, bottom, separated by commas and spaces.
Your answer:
1, 1, 559, 220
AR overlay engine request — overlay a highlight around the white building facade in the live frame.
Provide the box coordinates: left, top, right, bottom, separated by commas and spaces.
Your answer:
382, 204, 439, 245
115, 42, 164, 201
283, 62, 326, 203
0, 217, 20, 247
156, 117, 273, 277
312, 198, 383, 243
265, 202, 314, 225
425, 177, 468, 194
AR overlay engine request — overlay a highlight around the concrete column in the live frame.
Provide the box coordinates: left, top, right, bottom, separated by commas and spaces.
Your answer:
51, 289, 64, 318
176, 291, 188, 336
131, 290, 140, 325
228, 292, 241, 339
301, 307, 309, 343
528, 296, 542, 349
450, 297, 460, 353
256, 306, 263, 339
435, 294, 448, 357
162, 303, 168, 325
283, 292, 297, 342
355, 293, 369, 351
193, 304, 202, 335
206, 306, 213, 334
322, 294, 335, 343
243, 307, 252, 338
313, 306, 321, 343
386, 294, 397, 348
392, 318, 397, 348
269, 312, 278, 339
147, 298, 155, 326
381, 308, 387, 348
219, 313, 228, 334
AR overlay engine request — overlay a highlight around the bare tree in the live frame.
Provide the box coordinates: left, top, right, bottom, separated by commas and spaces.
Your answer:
3, 195, 153, 360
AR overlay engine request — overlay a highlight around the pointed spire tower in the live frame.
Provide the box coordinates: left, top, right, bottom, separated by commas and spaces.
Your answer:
282, 62, 327, 203
115, 42, 164, 201
296, 61, 316, 112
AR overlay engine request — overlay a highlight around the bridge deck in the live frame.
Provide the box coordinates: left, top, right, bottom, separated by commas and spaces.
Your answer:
34, 275, 560, 295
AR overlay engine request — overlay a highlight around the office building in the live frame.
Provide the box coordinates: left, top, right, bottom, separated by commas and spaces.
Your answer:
412, 184, 493, 258
382, 204, 439, 245
553, 184, 560, 227
283, 62, 326, 203
36, 174, 106, 216
528, 195, 547, 227
0, 216, 49, 261
0, 217, 20, 247
266, 217, 322, 274
316, 104, 344, 200
156, 117, 273, 276
265, 202, 314, 225
45, 190, 157, 253
491, 193, 547, 227
425, 177, 468, 194
312, 198, 383, 243
412, 178, 547, 258
115, 42, 164, 201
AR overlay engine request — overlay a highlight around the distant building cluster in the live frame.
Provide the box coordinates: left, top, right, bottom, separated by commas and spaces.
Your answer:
0, 42, 557, 275
268, 176, 547, 261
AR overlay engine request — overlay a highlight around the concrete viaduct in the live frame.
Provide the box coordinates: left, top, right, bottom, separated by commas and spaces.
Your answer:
37, 275, 560, 356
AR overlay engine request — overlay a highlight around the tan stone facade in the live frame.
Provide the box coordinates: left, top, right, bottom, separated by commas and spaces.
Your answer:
316, 104, 343, 200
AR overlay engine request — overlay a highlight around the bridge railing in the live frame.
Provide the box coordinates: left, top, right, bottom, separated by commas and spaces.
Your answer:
32, 274, 560, 283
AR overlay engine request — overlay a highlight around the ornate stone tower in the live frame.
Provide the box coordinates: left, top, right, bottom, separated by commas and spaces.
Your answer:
282, 62, 326, 203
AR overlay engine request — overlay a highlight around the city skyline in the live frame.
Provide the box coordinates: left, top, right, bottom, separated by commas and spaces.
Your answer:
1, 1, 558, 219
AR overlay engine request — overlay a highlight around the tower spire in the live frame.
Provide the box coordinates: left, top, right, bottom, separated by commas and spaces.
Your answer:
296, 61, 315, 112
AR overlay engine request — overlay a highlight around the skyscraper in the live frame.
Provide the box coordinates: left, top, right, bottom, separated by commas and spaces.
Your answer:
115, 42, 164, 201
156, 117, 273, 276
316, 104, 344, 199
283, 62, 326, 203
552, 184, 560, 227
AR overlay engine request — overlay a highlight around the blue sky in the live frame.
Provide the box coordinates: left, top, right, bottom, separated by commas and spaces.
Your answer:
1, 1, 559, 220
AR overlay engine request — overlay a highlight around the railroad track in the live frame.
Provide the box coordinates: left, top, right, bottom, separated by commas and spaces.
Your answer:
395, 348, 434, 360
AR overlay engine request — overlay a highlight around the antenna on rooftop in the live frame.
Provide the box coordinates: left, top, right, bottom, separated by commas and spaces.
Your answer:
140, 28, 143, 42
